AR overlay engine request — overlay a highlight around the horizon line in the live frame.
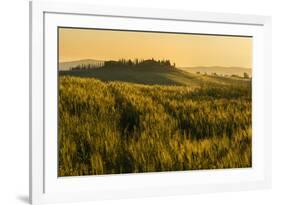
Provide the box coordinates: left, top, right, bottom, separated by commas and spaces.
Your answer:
59, 58, 252, 69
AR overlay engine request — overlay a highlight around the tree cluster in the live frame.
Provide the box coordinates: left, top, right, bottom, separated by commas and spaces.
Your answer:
71, 58, 176, 71
104, 58, 175, 68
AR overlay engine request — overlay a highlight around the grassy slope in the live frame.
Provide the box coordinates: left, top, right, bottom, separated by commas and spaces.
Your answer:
59, 66, 251, 87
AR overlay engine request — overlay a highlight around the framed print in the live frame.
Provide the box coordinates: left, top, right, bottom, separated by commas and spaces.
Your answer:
29, 1, 272, 204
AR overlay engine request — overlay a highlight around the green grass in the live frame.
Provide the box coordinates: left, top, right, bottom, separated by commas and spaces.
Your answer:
58, 74, 252, 176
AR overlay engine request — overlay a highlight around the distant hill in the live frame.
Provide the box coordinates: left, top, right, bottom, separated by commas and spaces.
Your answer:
59, 59, 251, 87
179, 66, 251, 77
59, 59, 105, 71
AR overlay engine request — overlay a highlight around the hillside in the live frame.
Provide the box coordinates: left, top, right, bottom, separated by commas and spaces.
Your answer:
60, 65, 251, 88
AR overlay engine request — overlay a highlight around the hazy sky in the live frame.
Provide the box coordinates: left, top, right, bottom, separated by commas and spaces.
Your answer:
59, 28, 252, 68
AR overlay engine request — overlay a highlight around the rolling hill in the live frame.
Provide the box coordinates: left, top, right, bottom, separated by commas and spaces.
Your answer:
59, 62, 251, 88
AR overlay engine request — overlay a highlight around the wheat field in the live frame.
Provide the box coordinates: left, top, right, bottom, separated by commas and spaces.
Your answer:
58, 75, 251, 176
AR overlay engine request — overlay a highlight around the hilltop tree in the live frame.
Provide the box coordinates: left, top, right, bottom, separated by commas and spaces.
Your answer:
243, 72, 250, 79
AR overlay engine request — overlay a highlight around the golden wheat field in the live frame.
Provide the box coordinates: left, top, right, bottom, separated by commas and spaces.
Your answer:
58, 75, 252, 176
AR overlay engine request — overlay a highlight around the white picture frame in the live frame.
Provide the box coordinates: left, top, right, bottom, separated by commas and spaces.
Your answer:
29, 1, 272, 204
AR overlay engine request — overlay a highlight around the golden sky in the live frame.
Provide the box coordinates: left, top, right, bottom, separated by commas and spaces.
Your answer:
59, 28, 252, 68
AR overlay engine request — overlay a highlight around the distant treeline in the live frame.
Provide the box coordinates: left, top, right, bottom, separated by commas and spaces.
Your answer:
70, 58, 176, 71
195, 71, 251, 79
